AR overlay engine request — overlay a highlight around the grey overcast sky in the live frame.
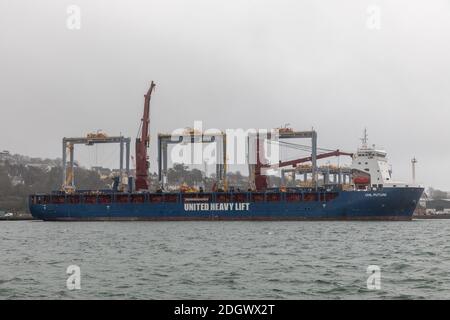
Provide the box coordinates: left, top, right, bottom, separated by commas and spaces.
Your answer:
1, 0, 450, 189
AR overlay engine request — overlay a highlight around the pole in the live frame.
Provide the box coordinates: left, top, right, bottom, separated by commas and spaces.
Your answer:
119, 138, 124, 176
412, 157, 417, 184
311, 131, 318, 188
223, 132, 227, 191
62, 138, 67, 188
125, 139, 130, 177
69, 143, 75, 187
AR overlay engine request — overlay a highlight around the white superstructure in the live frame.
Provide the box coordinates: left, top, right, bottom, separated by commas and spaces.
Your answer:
351, 130, 411, 188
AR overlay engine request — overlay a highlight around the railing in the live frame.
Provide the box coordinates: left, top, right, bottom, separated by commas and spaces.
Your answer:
29, 191, 340, 206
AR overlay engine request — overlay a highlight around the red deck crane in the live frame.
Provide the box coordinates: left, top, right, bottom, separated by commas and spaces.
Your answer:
262, 150, 354, 169
254, 145, 353, 191
135, 81, 156, 191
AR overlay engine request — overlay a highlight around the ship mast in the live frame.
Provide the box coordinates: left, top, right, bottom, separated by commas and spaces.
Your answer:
135, 81, 156, 191
361, 128, 369, 149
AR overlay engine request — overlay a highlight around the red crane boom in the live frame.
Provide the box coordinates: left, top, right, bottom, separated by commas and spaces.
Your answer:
262, 150, 354, 169
254, 149, 353, 191
135, 81, 156, 191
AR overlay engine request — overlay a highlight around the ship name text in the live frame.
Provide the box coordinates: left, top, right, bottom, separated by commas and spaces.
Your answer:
184, 202, 250, 211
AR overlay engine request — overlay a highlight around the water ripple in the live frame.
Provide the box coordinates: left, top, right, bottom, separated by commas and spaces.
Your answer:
1, 220, 450, 299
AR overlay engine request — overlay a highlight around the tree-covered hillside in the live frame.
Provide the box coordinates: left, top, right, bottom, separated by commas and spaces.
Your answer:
0, 162, 108, 212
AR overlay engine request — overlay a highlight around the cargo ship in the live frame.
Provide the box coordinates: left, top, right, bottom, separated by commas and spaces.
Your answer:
29, 82, 423, 221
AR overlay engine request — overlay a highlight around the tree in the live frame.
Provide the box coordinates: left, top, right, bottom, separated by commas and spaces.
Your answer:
0, 166, 12, 196
428, 188, 448, 200
0, 161, 110, 212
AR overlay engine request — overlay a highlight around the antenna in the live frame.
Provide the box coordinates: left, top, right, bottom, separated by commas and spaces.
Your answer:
361, 128, 368, 148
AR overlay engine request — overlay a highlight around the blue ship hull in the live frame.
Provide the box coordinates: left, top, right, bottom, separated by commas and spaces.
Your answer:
29, 187, 423, 221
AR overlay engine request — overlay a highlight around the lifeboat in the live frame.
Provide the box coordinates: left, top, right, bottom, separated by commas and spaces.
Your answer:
353, 176, 370, 184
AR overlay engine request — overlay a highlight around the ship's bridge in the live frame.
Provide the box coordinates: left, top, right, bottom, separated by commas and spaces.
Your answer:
352, 146, 392, 185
